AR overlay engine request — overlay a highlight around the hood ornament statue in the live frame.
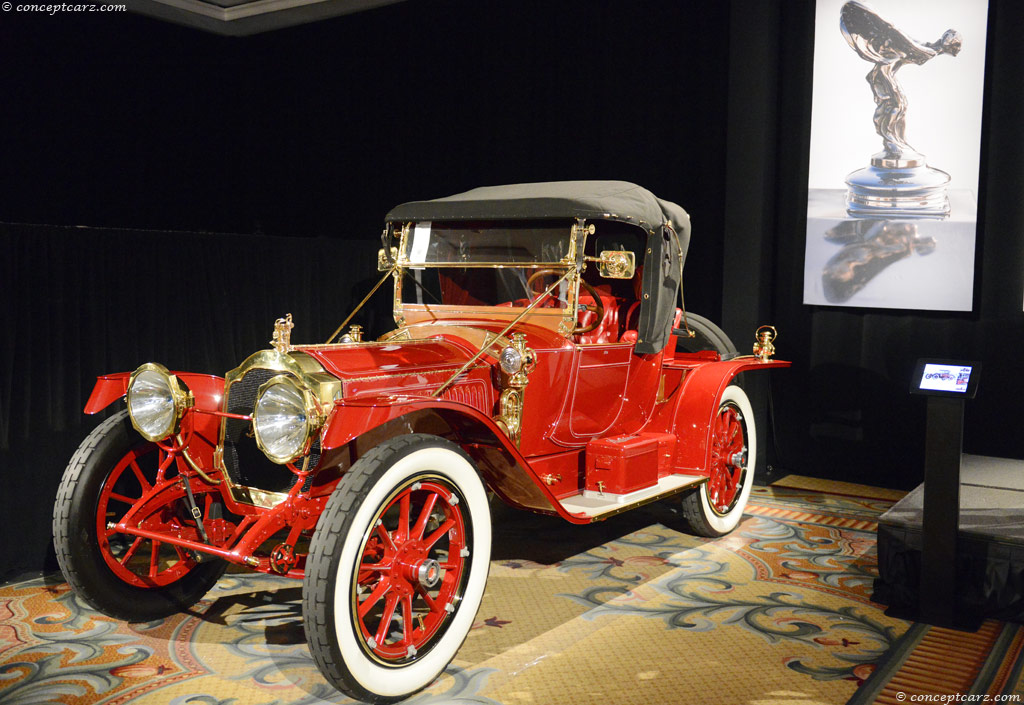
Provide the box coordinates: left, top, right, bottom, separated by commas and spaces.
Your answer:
840, 1, 962, 218
270, 313, 294, 353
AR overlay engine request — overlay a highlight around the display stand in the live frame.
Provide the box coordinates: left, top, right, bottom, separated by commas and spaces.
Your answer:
907, 359, 981, 630
919, 396, 965, 627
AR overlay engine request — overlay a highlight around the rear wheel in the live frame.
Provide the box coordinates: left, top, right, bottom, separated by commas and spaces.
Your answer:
677, 312, 738, 357
681, 385, 756, 537
52, 411, 226, 621
303, 434, 491, 703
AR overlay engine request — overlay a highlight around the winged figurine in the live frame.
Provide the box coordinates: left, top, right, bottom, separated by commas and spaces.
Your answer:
840, 1, 962, 163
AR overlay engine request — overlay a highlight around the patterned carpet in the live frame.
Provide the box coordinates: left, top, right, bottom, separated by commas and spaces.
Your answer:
0, 476, 1017, 704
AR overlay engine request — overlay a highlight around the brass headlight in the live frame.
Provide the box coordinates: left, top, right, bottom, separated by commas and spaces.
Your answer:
252, 375, 322, 465
126, 363, 190, 442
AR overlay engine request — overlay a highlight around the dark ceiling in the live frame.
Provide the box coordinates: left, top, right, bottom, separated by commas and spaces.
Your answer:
126, 0, 405, 35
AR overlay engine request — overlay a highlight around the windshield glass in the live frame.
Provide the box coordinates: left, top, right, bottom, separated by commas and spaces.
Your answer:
401, 221, 572, 265
397, 220, 573, 309
401, 267, 570, 308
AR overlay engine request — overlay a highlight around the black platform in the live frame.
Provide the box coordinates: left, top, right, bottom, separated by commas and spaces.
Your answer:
873, 454, 1024, 624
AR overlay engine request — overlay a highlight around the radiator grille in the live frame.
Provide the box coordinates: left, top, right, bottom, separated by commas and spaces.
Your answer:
221, 369, 321, 492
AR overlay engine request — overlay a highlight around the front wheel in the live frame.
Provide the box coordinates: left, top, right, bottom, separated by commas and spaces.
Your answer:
681, 385, 756, 537
52, 410, 226, 621
303, 434, 491, 703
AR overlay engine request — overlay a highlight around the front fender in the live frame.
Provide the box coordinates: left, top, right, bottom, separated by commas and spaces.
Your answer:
320, 396, 590, 522
671, 357, 790, 473
85, 371, 228, 478
84, 373, 131, 414
84, 371, 226, 414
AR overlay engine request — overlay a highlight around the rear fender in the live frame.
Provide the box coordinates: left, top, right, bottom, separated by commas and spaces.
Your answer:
320, 398, 579, 520
671, 357, 790, 473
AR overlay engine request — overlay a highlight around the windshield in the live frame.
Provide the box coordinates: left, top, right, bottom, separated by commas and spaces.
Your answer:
400, 221, 572, 265
401, 267, 570, 308
396, 220, 574, 310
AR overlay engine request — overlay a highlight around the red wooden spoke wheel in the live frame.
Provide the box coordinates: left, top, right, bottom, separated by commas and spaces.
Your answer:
706, 403, 747, 515
96, 442, 200, 588
303, 435, 491, 704
354, 478, 468, 662
53, 411, 227, 621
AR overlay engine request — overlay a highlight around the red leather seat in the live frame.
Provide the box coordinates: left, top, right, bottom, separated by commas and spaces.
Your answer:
577, 295, 628, 344
617, 305, 682, 351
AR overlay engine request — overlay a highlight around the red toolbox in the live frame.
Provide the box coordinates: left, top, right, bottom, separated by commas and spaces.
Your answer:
585, 433, 673, 494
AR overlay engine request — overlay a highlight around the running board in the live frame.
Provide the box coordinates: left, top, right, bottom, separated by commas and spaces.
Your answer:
559, 473, 706, 519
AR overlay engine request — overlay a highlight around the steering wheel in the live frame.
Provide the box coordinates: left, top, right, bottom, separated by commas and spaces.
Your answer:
526, 269, 605, 335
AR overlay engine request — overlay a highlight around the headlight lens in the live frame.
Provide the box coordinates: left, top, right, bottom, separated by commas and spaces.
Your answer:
499, 346, 523, 375
127, 364, 186, 441
253, 377, 316, 465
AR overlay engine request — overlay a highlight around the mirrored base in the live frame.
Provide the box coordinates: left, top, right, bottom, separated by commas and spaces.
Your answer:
803, 189, 977, 311
845, 164, 952, 218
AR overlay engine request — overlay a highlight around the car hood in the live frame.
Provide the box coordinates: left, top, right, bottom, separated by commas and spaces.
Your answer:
292, 321, 569, 403
298, 338, 476, 382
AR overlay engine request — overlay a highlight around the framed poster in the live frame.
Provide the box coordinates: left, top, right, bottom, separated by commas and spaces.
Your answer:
803, 0, 988, 310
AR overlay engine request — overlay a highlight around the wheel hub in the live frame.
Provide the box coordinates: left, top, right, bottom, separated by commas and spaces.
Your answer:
416, 559, 442, 589
393, 541, 446, 590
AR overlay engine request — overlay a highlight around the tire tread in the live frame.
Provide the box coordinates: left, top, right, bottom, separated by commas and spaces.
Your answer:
53, 413, 126, 615
680, 487, 718, 537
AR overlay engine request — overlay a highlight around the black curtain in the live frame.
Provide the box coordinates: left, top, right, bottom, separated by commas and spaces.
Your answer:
0, 224, 389, 579
0, 224, 391, 450
0, 0, 733, 579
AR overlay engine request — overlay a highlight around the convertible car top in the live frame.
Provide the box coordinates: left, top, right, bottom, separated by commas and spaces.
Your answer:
386, 180, 691, 241
387, 180, 690, 354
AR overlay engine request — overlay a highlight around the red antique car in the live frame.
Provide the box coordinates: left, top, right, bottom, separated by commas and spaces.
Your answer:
53, 181, 789, 702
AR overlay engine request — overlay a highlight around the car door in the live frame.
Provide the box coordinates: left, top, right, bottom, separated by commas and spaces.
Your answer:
561, 342, 633, 439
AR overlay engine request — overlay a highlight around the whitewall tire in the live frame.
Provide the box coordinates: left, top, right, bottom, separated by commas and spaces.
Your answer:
681, 385, 756, 537
303, 434, 491, 703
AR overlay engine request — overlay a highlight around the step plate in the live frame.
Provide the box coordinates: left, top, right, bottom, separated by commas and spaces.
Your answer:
559, 473, 706, 518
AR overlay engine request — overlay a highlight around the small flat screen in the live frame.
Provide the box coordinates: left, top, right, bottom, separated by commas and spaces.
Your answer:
910, 358, 981, 398
918, 363, 973, 393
